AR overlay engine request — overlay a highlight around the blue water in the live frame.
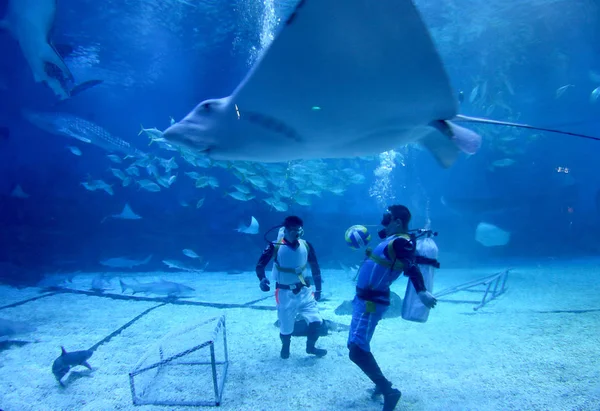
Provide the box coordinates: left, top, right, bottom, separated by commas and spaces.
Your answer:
0, 1, 599, 409
1, 0, 599, 284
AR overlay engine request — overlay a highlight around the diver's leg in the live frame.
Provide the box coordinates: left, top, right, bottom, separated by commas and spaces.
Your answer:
347, 298, 401, 410
349, 343, 401, 410
298, 288, 327, 357
279, 333, 291, 359
277, 289, 295, 359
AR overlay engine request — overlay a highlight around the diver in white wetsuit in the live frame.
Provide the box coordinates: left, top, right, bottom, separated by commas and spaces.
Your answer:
256, 215, 327, 359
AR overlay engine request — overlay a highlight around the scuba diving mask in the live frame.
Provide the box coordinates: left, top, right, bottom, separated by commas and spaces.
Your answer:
287, 226, 304, 239
378, 209, 393, 239
381, 209, 393, 227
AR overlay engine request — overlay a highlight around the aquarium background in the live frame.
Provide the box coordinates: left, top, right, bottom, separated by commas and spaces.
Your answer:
0, 0, 599, 287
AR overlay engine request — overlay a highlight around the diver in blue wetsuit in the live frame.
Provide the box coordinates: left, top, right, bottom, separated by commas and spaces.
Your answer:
348, 205, 437, 411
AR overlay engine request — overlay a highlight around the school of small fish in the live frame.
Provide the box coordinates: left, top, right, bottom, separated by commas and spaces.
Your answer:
66, 119, 371, 213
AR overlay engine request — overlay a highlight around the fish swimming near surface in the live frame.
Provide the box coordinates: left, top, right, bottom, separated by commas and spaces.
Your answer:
119, 279, 195, 297
51, 346, 93, 386
22, 110, 146, 157
0, 0, 102, 100
163, 0, 598, 165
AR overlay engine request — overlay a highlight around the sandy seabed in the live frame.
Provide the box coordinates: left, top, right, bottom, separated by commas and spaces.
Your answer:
1, 258, 599, 411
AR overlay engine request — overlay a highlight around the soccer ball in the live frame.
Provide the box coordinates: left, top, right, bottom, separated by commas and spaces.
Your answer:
345, 225, 371, 250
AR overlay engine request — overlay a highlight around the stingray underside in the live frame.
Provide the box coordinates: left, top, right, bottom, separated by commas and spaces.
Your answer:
166, 0, 459, 163
230, 0, 458, 159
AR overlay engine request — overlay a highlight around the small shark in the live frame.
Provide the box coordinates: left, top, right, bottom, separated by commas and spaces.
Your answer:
99, 255, 152, 269
162, 259, 208, 272
51, 346, 93, 386
0, 0, 102, 100
119, 279, 195, 297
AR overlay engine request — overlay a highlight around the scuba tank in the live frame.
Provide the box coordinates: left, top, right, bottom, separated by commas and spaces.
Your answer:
402, 229, 438, 323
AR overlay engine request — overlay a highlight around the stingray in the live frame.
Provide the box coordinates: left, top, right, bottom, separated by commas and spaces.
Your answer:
163, 0, 598, 166
236, 216, 259, 234
10, 184, 30, 199
475, 222, 511, 247
101, 203, 142, 223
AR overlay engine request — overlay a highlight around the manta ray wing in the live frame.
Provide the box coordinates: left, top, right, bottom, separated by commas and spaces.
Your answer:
165, 0, 463, 164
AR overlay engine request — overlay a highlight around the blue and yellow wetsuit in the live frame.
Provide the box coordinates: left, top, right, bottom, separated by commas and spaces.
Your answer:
347, 233, 430, 400
348, 233, 426, 351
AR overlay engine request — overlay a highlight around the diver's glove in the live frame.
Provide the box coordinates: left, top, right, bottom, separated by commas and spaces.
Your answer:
259, 278, 271, 292
314, 290, 321, 301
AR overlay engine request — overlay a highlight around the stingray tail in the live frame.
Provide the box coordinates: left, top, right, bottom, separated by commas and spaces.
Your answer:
453, 114, 600, 142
